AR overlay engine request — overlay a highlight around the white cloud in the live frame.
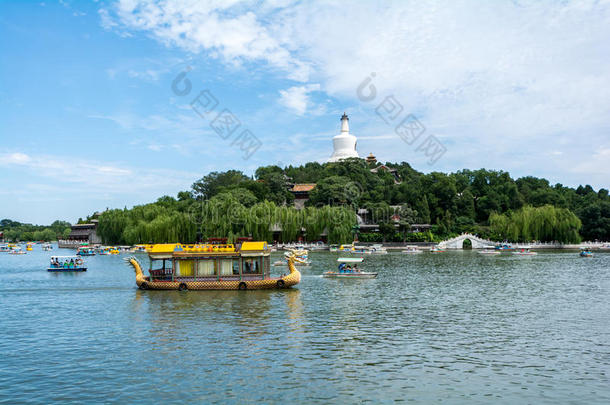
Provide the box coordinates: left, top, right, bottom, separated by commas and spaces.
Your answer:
102, 0, 610, 186
5, 152, 32, 164
127, 68, 162, 81
100, 0, 310, 81
278, 83, 320, 115
0, 151, 192, 195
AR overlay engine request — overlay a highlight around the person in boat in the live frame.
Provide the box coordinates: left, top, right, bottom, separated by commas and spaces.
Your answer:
353, 264, 360, 273
338, 263, 346, 273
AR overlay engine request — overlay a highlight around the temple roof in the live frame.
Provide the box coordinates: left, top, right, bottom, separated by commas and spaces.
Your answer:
291, 183, 317, 192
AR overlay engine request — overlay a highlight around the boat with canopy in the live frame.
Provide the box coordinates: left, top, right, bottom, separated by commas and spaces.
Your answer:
77, 246, 96, 256
9, 246, 26, 255
369, 244, 388, 254
579, 247, 594, 257
125, 241, 302, 290
99, 246, 120, 255
323, 257, 378, 279
48, 256, 87, 272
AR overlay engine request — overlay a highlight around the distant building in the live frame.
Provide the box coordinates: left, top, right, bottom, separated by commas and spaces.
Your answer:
329, 113, 359, 162
356, 208, 430, 233
289, 183, 317, 209
65, 220, 101, 245
410, 224, 433, 233
370, 164, 401, 184
365, 152, 377, 165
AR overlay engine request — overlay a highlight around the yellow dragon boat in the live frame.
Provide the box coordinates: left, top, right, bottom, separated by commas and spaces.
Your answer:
125, 241, 302, 290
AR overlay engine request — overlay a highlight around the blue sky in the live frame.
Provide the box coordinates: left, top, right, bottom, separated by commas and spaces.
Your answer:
1, 0, 609, 225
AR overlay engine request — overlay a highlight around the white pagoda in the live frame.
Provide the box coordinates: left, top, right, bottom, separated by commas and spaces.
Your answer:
328, 113, 359, 162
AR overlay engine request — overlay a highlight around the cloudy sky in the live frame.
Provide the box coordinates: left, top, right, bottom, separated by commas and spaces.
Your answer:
1, 0, 609, 224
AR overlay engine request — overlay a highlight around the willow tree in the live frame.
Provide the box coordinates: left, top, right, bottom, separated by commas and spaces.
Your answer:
97, 193, 359, 245
97, 209, 130, 244
247, 201, 276, 241
277, 206, 302, 243
320, 205, 356, 244
303, 206, 326, 241
490, 205, 581, 243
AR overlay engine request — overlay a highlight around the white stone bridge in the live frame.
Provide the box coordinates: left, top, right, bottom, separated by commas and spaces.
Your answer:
437, 233, 495, 249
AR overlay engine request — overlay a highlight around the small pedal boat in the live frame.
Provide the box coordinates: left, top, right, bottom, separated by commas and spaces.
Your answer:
323, 257, 377, 279
580, 248, 594, 257
48, 256, 87, 272
402, 246, 422, 254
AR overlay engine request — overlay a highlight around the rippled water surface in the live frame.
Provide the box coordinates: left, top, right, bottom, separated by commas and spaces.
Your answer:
1, 246, 609, 403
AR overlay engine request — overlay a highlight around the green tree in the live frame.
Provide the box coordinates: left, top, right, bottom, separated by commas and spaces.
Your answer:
191, 170, 250, 200
490, 205, 581, 243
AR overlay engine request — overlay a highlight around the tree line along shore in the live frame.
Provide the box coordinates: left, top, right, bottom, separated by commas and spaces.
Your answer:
2, 159, 608, 245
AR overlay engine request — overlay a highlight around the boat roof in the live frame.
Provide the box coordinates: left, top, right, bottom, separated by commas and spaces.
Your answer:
51, 256, 79, 258
148, 241, 270, 259
337, 257, 364, 263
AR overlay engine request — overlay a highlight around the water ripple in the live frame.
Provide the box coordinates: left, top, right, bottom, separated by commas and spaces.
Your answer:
0, 250, 609, 403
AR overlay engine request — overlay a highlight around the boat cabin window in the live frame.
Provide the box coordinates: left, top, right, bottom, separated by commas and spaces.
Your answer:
197, 259, 216, 276
218, 259, 239, 276
242, 257, 261, 275
151, 259, 171, 272
150, 258, 173, 278
177, 260, 194, 277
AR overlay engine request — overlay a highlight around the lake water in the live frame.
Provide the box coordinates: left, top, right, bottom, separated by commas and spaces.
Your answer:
1, 246, 609, 403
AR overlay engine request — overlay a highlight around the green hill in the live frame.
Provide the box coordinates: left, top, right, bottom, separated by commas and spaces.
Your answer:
94, 158, 609, 245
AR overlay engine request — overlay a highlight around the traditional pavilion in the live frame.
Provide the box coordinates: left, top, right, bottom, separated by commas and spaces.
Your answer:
290, 183, 317, 209
328, 113, 359, 162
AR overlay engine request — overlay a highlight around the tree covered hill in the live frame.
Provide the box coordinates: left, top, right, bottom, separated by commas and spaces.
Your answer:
96, 158, 609, 245
0, 219, 71, 242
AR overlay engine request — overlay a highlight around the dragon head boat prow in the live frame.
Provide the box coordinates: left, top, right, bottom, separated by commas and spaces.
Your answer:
284, 250, 304, 284
125, 256, 146, 287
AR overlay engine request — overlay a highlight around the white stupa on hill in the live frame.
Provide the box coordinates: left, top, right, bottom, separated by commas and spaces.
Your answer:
328, 113, 359, 162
